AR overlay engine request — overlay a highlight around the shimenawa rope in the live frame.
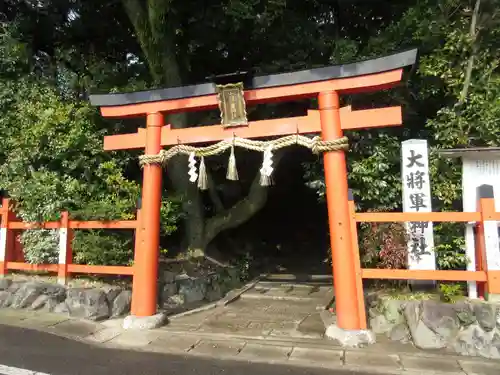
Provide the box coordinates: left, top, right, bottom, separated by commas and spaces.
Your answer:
138, 134, 348, 189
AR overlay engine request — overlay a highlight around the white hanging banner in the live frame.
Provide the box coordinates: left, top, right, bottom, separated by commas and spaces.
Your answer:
401, 139, 436, 270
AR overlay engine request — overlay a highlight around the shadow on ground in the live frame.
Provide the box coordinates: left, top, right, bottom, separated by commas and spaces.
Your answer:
0, 324, 369, 375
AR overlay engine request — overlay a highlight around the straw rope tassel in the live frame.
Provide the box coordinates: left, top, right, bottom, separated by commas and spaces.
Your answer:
197, 156, 208, 190
259, 146, 274, 186
226, 146, 239, 181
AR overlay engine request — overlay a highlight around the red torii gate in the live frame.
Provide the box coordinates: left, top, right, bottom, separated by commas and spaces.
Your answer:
90, 49, 418, 331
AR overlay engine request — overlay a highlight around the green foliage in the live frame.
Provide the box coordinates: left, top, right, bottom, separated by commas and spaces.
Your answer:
0, 21, 30, 76
70, 161, 140, 221
160, 197, 184, 238
72, 230, 134, 266
0, 79, 107, 219
439, 282, 465, 303
234, 252, 253, 282
348, 134, 404, 210
383, 291, 438, 301
20, 230, 59, 264
0, 25, 181, 265
434, 223, 468, 270
0, 79, 127, 264
436, 241, 468, 270
381, 283, 466, 303
304, 0, 500, 272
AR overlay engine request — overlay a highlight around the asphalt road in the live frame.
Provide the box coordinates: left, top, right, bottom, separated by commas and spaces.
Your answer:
0, 324, 373, 375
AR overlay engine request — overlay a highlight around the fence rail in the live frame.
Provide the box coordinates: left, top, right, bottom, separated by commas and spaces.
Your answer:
0, 198, 137, 284
360, 269, 488, 282
70, 221, 138, 229
6, 262, 59, 273
354, 211, 482, 222
67, 264, 134, 275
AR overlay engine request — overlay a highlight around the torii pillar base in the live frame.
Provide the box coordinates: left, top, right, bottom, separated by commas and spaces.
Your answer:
122, 313, 168, 330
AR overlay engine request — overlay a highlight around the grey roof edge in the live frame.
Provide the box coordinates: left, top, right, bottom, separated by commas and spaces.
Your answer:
438, 147, 500, 158
89, 48, 418, 107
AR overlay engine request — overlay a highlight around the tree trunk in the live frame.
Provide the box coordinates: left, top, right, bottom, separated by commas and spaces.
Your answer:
459, 0, 481, 105
122, 0, 278, 260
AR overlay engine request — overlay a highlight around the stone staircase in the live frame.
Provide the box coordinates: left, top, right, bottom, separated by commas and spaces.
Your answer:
165, 277, 334, 340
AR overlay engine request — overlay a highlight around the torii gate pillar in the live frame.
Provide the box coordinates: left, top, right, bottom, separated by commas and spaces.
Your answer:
319, 91, 360, 329
131, 112, 164, 317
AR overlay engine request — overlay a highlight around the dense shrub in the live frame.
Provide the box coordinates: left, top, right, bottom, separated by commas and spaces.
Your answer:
0, 77, 181, 265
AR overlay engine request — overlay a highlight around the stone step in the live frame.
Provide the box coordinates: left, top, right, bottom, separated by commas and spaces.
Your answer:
259, 273, 333, 283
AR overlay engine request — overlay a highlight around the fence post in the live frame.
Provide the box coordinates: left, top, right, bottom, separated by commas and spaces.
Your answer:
347, 190, 367, 329
473, 223, 486, 299
57, 211, 71, 285
131, 207, 142, 316
9, 209, 24, 262
0, 198, 11, 277
476, 184, 500, 301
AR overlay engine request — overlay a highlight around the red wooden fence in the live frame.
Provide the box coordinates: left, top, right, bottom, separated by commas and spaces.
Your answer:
347, 185, 500, 330
0, 198, 136, 284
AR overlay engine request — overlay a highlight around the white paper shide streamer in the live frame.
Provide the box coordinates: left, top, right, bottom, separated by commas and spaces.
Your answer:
259, 146, 274, 186
188, 152, 198, 183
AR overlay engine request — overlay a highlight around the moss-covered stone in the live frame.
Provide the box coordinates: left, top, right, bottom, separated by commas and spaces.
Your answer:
473, 301, 497, 332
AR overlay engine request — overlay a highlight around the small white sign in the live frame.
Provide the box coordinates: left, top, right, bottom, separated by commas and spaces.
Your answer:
401, 139, 436, 270
58, 228, 68, 265
462, 157, 500, 298
0, 227, 6, 262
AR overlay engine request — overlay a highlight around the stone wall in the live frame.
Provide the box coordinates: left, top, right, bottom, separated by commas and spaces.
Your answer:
368, 294, 500, 359
0, 266, 242, 322
158, 266, 242, 313
0, 278, 132, 321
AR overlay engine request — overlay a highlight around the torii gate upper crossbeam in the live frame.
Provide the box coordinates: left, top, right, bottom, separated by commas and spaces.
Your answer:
90, 49, 417, 118
103, 106, 402, 151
